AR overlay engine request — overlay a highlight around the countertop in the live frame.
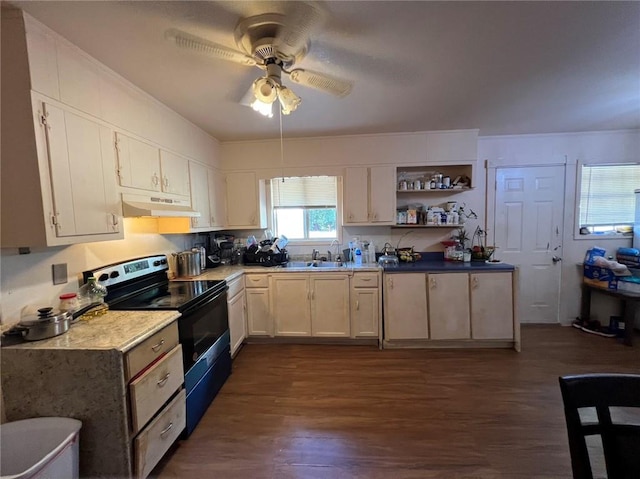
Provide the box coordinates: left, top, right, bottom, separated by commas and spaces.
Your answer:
1, 310, 180, 352
382, 260, 515, 273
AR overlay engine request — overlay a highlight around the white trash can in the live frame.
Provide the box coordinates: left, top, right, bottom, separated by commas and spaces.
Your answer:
0, 417, 81, 479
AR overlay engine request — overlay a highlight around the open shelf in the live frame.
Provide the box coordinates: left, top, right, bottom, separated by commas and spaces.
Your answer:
396, 187, 474, 194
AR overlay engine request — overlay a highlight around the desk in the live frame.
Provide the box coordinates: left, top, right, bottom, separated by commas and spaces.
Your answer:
580, 283, 640, 346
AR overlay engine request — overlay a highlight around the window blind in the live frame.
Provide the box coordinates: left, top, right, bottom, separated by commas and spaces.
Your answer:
271, 176, 337, 207
579, 164, 640, 226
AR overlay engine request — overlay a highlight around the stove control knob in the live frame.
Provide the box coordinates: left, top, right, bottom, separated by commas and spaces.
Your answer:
160, 258, 167, 265
109, 271, 120, 279
98, 273, 109, 282
153, 260, 161, 266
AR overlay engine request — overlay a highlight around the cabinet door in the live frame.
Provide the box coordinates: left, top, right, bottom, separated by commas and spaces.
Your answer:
351, 288, 379, 337
226, 171, 266, 228
271, 275, 311, 336
115, 133, 160, 191
246, 287, 272, 336
44, 104, 120, 237
228, 289, 246, 357
344, 167, 369, 223
311, 275, 350, 337
208, 169, 226, 228
470, 273, 514, 339
428, 273, 470, 340
160, 150, 190, 197
188, 162, 212, 229
369, 166, 395, 223
384, 274, 428, 339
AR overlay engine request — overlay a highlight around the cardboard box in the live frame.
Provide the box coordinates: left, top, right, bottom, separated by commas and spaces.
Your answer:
583, 263, 618, 291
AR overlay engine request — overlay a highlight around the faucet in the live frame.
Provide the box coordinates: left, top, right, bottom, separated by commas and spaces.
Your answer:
312, 249, 320, 261
327, 250, 332, 261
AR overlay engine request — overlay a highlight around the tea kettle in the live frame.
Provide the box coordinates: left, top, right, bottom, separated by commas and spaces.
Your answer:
378, 243, 399, 267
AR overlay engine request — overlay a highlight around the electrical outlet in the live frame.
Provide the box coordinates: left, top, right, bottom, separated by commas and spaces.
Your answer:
52, 263, 68, 285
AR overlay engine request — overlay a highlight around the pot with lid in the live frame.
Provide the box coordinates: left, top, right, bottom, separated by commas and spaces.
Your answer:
174, 250, 202, 277
15, 307, 72, 341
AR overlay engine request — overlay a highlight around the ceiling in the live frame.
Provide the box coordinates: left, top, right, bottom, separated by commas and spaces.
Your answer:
7, 1, 640, 142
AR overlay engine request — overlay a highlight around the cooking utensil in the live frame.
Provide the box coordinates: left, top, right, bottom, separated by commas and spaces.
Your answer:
174, 250, 202, 277
10, 307, 72, 341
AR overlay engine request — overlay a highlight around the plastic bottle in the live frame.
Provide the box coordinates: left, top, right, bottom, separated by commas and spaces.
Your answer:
79, 276, 107, 305
354, 248, 363, 266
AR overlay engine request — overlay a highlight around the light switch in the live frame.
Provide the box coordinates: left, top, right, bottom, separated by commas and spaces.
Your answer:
52, 263, 68, 285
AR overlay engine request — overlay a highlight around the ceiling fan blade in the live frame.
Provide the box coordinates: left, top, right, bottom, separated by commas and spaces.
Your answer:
165, 29, 257, 66
273, 2, 326, 60
288, 69, 352, 97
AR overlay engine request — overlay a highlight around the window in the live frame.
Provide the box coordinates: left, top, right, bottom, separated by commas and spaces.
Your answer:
271, 176, 339, 241
578, 163, 640, 236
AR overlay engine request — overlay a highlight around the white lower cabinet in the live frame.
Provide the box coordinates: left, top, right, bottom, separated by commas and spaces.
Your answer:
245, 274, 272, 336
470, 272, 514, 339
272, 275, 312, 336
384, 274, 429, 339
428, 273, 470, 340
227, 276, 247, 357
383, 271, 516, 346
311, 275, 350, 337
350, 273, 380, 337
271, 273, 350, 337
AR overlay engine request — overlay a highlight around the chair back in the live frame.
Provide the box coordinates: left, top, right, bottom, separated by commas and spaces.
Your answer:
559, 374, 640, 479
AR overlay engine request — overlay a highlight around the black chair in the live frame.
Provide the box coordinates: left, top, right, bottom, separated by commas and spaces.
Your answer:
559, 374, 640, 479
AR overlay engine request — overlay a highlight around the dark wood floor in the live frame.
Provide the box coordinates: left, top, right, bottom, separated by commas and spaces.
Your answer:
152, 325, 640, 479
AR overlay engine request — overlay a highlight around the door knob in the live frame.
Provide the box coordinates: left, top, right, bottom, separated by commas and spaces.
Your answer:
552, 255, 562, 264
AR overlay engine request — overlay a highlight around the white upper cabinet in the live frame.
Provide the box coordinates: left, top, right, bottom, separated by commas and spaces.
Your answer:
115, 133, 161, 192
189, 161, 212, 230
40, 102, 121, 240
56, 41, 101, 118
159, 150, 190, 197
226, 171, 267, 229
115, 133, 190, 198
344, 166, 395, 225
208, 168, 226, 229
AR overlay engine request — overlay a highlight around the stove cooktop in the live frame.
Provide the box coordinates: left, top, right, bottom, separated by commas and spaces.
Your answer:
109, 280, 225, 311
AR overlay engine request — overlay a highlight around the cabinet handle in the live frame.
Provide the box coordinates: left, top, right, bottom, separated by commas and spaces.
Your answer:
388, 278, 393, 288
191, 217, 198, 227
157, 372, 170, 387
163, 176, 169, 188
152, 173, 159, 187
160, 422, 173, 438
430, 277, 437, 289
373, 213, 378, 220
472, 276, 479, 289
151, 339, 165, 352
111, 213, 119, 226
211, 216, 215, 224
361, 278, 371, 282
356, 300, 359, 311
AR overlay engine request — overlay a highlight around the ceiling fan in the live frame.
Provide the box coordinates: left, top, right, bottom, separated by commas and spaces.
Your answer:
165, 2, 353, 118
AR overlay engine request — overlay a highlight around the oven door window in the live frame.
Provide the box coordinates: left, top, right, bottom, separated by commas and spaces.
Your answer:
179, 291, 228, 371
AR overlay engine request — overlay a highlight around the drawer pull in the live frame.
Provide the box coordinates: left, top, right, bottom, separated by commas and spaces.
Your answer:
360, 278, 371, 282
151, 339, 165, 352
160, 422, 173, 438
157, 373, 170, 387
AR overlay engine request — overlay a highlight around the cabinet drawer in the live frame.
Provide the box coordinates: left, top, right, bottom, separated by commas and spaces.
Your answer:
227, 276, 244, 299
352, 273, 378, 288
134, 388, 186, 479
125, 322, 179, 381
245, 274, 269, 288
130, 344, 184, 434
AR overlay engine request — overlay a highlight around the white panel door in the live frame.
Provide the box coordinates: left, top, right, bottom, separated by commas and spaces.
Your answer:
344, 167, 369, 223
428, 273, 470, 339
369, 166, 396, 223
188, 162, 211, 229
115, 133, 160, 191
310, 275, 350, 337
208, 169, 226, 228
384, 273, 429, 339
271, 275, 311, 336
160, 150, 190, 197
494, 166, 565, 323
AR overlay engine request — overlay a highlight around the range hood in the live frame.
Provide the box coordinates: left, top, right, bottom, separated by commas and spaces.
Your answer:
122, 193, 200, 218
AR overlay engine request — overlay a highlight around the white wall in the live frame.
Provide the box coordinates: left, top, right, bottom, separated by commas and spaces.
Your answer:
479, 129, 640, 325
0, 219, 194, 326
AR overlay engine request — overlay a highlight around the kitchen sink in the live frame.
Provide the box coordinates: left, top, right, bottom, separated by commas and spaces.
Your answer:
283, 261, 344, 269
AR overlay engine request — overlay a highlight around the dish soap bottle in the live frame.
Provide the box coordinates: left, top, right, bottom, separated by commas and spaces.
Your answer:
354, 248, 363, 266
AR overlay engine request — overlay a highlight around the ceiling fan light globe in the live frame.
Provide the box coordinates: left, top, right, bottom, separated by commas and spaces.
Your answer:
278, 86, 301, 114
253, 77, 277, 103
